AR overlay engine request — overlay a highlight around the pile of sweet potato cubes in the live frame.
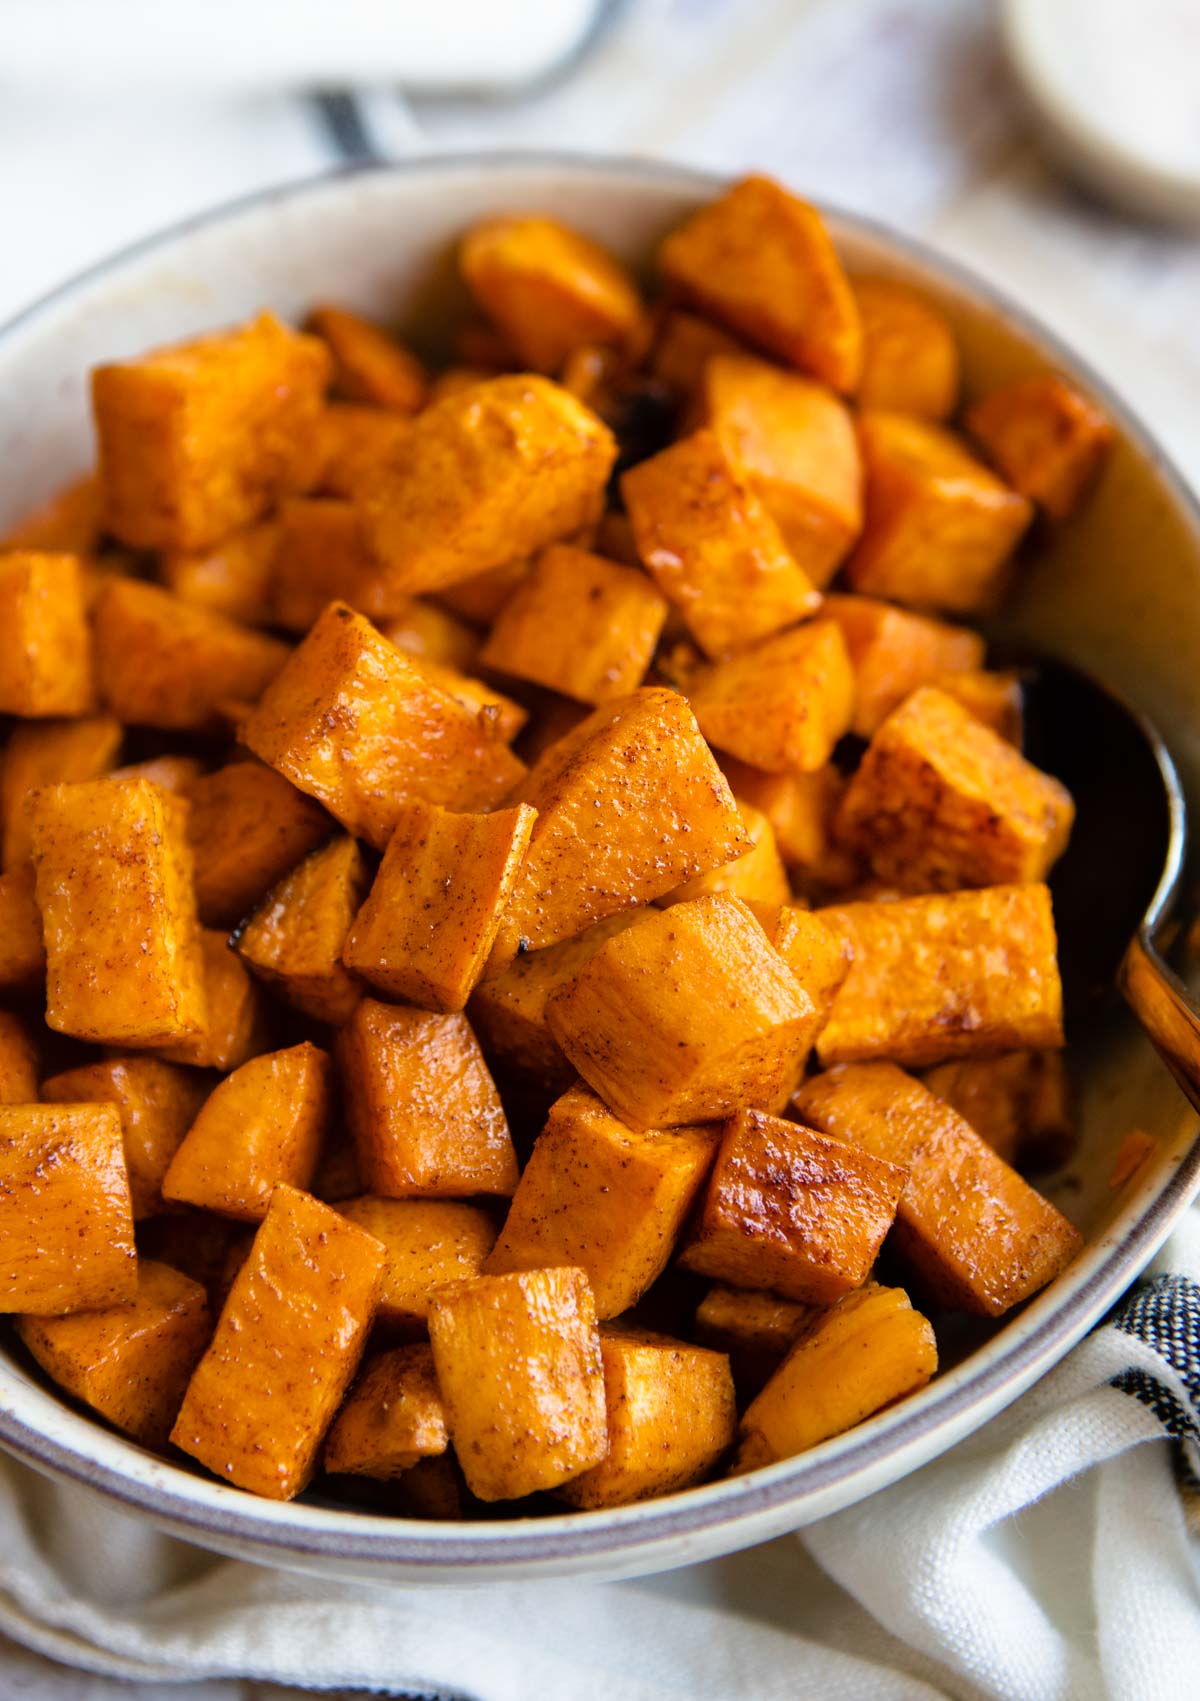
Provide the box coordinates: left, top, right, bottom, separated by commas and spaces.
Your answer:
0, 174, 1112, 1515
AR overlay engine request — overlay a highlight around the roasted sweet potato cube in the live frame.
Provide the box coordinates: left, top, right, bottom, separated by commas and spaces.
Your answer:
678, 1107, 907, 1304
966, 373, 1113, 520
486, 1085, 718, 1317
720, 759, 858, 892
171, 1184, 385, 1499
558, 1328, 735, 1508
847, 412, 1032, 615
934, 668, 1024, 746
382, 600, 481, 673
658, 175, 862, 393
314, 402, 412, 500
433, 557, 531, 625
234, 836, 368, 1025
481, 544, 667, 706
0, 1012, 37, 1105
660, 801, 790, 910
796, 1063, 1082, 1315
158, 929, 269, 1071
93, 578, 289, 731
242, 603, 525, 849
427, 1266, 606, 1500
489, 687, 746, 967
2, 474, 103, 555
822, 593, 985, 738
185, 762, 331, 928
30, 778, 205, 1046
735, 1283, 938, 1465
338, 1000, 518, 1199
0, 1104, 136, 1313
17, 1260, 211, 1449
853, 277, 959, 420
694, 1284, 814, 1391
621, 430, 820, 659
923, 1050, 1073, 1170
324, 1343, 448, 1479
402, 656, 528, 744
0, 862, 45, 991
93, 311, 330, 552
546, 895, 820, 1129
110, 754, 204, 793
343, 801, 536, 1012
358, 375, 616, 597
162, 1043, 331, 1222
460, 215, 646, 375
160, 519, 280, 627
837, 687, 1074, 891
271, 497, 400, 632
336, 1197, 498, 1335
689, 619, 855, 774
649, 311, 746, 402
0, 552, 94, 717
816, 886, 1064, 1068
760, 905, 853, 1030
42, 1056, 209, 1219
308, 305, 428, 413
1, 714, 122, 869
692, 354, 861, 588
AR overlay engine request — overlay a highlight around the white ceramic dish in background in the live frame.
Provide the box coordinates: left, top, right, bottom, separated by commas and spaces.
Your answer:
1, 153, 1199, 1587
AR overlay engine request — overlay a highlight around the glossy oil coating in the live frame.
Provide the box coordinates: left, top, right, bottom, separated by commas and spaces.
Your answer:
234, 835, 368, 1025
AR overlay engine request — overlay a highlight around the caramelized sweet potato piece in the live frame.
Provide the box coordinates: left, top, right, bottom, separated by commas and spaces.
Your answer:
185, 762, 331, 928
171, 1184, 385, 1499
336, 1197, 498, 1335
242, 603, 526, 849
837, 687, 1074, 891
17, 1261, 211, 1448
558, 1328, 735, 1508
796, 1063, 1082, 1315
486, 1085, 718, 1317
0, 551, 94, 717
308, 305, 428, 413
622, 430, 820, 659
966, 373, 1113, 520
853, 277, 959, 420
344, 801, 536, 1012
234, 836, 368, 1025
0, 862, 45, 991
689, 619, 855, 774
660, 800, 790, 910
816, 886, 1064, 1067
93, 311, 330, 552
694, 1284, 814, 1391
0, 1012, 38, 1105
160, 519, 280, 627
1, 715, 122, 868
158, 929, 269, 1071
0, 1103, 136, 1313
427, 1266, 606, 1500
324, 1343, 448, 1478
658, 175, 862, 393
402, 656, 528, 744
822, 592, 984, 738
338, 999, 518, 1199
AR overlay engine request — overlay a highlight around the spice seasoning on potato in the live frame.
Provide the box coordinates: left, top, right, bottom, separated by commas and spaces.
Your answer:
966, 372, 1113, 521
324, 1342, 448, 1480
688, 619, 856, 775
822, 592, 984, 738
185, 762, 331, 929
660, 800, 790, 911
401, 655, 529, 743
1, 715, 123, 869
171, 1184, 385, 1499
852, 277, 960, 420
0, 862, 46, 992
234, 836, 369, 1025
308, 305, 428, 413
0, 551, 94, 718
335, 1197, 498, 1336
158, 930, 270, 1072
427, 1266, 607, 1501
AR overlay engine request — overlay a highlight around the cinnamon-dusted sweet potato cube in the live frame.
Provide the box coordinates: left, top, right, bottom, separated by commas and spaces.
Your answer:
847, 412, 1032, 614
93, 578, 289, 732
358, 375, 616, 597
694, 1284, 814, 1392
546, 895, 820, 1129
17, 1261, 211, 1449
185, 762, 331, 928
383, 600, 481, 673
689, 619, 855, 774
759, 905, 853, 1028
434, 557, 531, 625
853, 277, 960, 420
42, 1056, 209, 1219
30, 777, 206, 1046
622, 430, 820, 659
0, 552, 94, 717
923, 1051, 1074, 1170
314, 402, 412, 500
0, 1012, 37, 1106
822, 593, 985, 738
486, 1085, 718, 1317
816, 886, 1064, 1068
234, 836, 368, 1025
158, 929, 269, 1071
837, 687, 1074, 891
2, 715, 122, 868
92, 311, 331, 552
427, 1266, 606, 1500
0, 862, 45, 992
934, 668, 1024, 746
242, 603, 526, 850
324, 1343, 447, 1479
270, 498, 400, 632
795, 1063, 1082, 1316
966, 373, 1113, 520
171, 1184, 385, 1499
308, 305, 428, 413
336, 1197, 498, 1335
658, 175, 862, 393
481, 544, 668, 705
0, 1104, 136, 1313
162, 1042, 331, 1222
649, 310, 746, 402
720, 759, 858, 892
343, 801, 536, 1012
338, 999, 518, 1199
735, 1283, 938, 1467
160, 519, 280, 627
401, 656, 528, 744
678, 1107, 907, 1304
660, 801, 790, 911
558, 1328, 735, 1508
692, 354, 862, 587
2, 474, 103, 555
460, 215, 646, 375
488, 687, 747, 968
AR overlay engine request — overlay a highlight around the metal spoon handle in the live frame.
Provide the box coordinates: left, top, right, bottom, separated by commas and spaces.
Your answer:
1120, 930, 1200, 1114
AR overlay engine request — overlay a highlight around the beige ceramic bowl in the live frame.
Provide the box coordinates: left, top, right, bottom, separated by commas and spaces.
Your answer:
1, 154, 1198, 1587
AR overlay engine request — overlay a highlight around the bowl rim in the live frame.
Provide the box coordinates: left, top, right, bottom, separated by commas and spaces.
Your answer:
3, 147, 1200, 1571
